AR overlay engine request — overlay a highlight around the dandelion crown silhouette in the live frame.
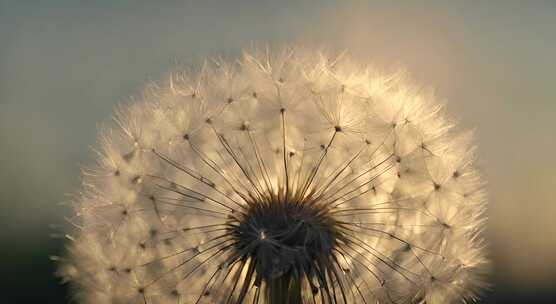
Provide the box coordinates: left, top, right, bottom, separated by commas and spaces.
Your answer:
59, 48, 487, 303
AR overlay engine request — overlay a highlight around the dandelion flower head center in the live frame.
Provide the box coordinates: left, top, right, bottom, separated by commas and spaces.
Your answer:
233, 193, 339, 281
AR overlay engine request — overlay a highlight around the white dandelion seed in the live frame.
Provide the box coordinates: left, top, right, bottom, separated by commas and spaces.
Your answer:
59, 48, 488, 304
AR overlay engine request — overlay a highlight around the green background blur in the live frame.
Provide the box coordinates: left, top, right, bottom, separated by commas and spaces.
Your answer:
1, 1, 555, 303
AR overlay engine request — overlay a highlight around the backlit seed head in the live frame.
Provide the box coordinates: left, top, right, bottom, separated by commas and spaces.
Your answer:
59, 48, 488, 304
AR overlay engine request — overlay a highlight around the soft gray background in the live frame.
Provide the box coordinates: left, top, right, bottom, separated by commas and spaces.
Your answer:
1, 0, 555, 302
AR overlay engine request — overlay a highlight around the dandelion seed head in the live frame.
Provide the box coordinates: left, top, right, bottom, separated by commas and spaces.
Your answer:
60, 48, 488, 303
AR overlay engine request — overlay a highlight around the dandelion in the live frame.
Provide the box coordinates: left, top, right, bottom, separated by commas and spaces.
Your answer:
59, 48, 487, 303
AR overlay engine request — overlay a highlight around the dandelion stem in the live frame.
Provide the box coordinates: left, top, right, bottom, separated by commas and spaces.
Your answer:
268, 274, 302, 304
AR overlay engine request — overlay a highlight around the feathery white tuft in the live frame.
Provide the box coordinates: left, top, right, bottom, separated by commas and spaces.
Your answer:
60, 48, 487, 304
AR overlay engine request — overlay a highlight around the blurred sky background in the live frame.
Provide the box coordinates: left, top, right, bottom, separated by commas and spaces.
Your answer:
1, 0, 555, 303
